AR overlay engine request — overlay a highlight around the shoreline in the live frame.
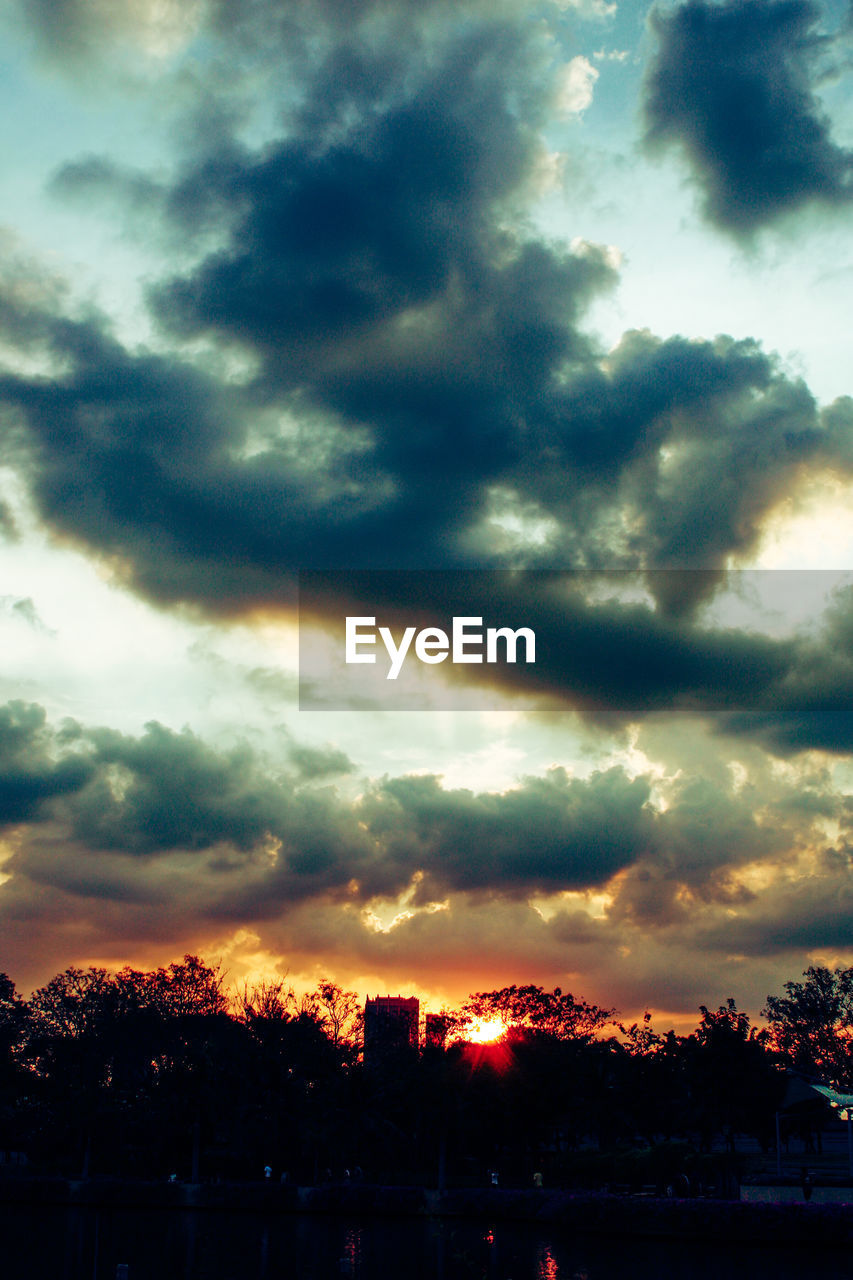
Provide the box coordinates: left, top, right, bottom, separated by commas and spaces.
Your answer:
1, 1177, 852, 1247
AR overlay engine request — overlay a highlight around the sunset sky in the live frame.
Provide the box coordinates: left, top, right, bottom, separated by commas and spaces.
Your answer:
0, 0, 852, 1029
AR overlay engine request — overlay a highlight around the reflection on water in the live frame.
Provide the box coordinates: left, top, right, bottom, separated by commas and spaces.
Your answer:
1, 1203, 851, 1280
537, 1243, 559, 1279
341, 1225, 362, 1275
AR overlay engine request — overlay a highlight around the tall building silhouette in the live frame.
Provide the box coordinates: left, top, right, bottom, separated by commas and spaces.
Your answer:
364, 995, 419, 1061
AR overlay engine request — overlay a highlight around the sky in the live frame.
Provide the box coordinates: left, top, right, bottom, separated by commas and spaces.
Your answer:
0, 0, 852, 1029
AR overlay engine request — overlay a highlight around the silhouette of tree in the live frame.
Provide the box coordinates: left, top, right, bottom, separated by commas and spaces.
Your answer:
763, 965, 853, 1088
28, 967, 114, 1042
461, 985, 615, 1042
25, 967, 122, 1174
619, 1010, 663, 1057
610, 1015, 684, 1145
0, 973, 29, 1153
237, 987, 342, 1179
237, 978, 296, 1023
306, 980, 363, 1057
681, 999, 781, 1152
0, 973, 26, 1055
149, 954, 229, 1018
2, 956, 842, 1185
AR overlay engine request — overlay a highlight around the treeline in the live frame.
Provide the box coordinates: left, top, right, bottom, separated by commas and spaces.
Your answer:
0, 959, 850, 1186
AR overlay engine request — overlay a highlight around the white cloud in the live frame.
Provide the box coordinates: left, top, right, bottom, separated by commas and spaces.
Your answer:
550, 0, 616, 17
593, 48, 630, 63
554, 56, 600, 117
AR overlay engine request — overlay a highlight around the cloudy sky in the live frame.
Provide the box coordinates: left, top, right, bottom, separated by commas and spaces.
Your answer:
0, 0, 852, 1027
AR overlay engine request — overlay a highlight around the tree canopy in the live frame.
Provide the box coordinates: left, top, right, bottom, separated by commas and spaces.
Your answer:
763, 965, 853, 1088
460, 984, 615, 1042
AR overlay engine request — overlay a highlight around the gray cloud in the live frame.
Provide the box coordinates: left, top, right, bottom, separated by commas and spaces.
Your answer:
0, 702, 93, 823
720, 580, 853, 753
0, 1, 850, 645
287, 743, 356, 780
692, 853, 853, 955
358, 765, 655, 898
0, 597, 54, 634
2, 244, 852, 747
0, 699, 847, 1019
0, 698, 839, 927
298, 569, 853, 757
12, 0, 550, 71
644, 0, 853, 234
0, 0, 850, 1025
606, 776, 788, 927
0, 704, 652, 907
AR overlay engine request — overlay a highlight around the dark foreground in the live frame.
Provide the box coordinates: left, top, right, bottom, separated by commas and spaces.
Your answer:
2, 1176, 853, 1247
2, 1195, 853, 1280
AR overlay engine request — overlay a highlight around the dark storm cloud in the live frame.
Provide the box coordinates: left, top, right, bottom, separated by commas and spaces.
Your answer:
1, 6, 852, 740
643, 0, 853, 234
141, 24, 616, 565
148, 30, 583, 367
0, 702, 93, 822
692, 856, 853, 954
720, 580, 853, 753
0, 705, 358, 877
0, 298, 305, 608
5, 24, 599, 591
359, 766, 655, 897
3, 249, 850, 620
3, 270, 853, 739
606, 772, 788, 926
0, 700, 845, 1007
2, 256, 852, 740
0, 700, 799, 923
54, 722, 380, 902
67, 722, 290, 856
4, 0, 852, 598
301, 567, 797, 713
589, 337, 853, 570
0, 704, 648, 909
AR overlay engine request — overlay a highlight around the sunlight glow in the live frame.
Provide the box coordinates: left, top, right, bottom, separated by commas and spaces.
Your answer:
466, 1016, 506, 1044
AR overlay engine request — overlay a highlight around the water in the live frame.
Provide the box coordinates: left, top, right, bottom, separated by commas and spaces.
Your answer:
1, 1205, 849, 1279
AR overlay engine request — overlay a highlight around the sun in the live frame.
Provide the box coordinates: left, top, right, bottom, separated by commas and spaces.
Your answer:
466, 1016, 505, 1044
